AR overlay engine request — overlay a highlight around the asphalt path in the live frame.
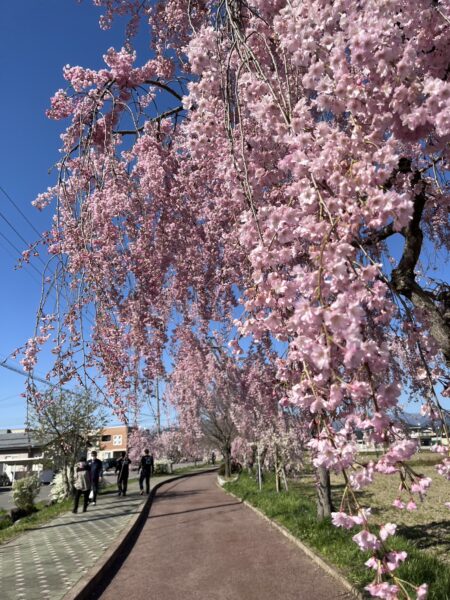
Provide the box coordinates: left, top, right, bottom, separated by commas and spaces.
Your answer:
95, 472, 351, 600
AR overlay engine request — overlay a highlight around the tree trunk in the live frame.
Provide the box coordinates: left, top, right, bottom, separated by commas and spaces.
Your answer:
281, 466, 289, 492
62, 458, 71, 498
275, 447, 280, 493
257, 449, 263, 490
223, 446, 231, 478
316, 466, 334, 521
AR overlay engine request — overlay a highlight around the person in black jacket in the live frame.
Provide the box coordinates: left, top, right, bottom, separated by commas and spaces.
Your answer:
138, 449, 154, 495
115, 451, 131, 496
87, 451, 103, 505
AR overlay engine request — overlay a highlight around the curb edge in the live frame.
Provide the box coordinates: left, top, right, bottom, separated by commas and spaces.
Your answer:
220, 483, 365, 600
64, 468, 217, 600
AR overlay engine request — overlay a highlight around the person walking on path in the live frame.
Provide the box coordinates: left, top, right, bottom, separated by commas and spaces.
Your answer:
138, 449, 154, 495
116, 451, 131, 496
72, 460, 91, 514
87, 450, 103, 505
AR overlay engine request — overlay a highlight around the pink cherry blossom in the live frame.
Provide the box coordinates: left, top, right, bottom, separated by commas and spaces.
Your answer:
406, 501, 418, 511
365, 582, 399, 599
379, 523, 397, 542
385, 551, 407, 572
352, 530, 380, 552
416, 584, 429, 599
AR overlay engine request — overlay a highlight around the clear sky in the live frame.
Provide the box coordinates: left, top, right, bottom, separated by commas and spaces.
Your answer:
0, 1, 154, 428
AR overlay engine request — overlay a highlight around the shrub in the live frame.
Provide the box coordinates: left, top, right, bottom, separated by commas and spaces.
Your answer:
0, 514, 12, 530
154, 460, 173, 475
12, 474, 40, 513
50, 469, 73, 503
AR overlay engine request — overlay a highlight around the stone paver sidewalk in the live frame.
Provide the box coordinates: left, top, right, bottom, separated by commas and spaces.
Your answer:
0, 475, 176, 600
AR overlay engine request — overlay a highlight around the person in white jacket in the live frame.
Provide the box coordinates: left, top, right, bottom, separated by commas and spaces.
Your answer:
72, 460, 91, 514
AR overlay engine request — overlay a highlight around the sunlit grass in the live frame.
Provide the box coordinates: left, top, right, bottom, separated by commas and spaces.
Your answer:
331, 452, 450, 564
225, 469, 450, 600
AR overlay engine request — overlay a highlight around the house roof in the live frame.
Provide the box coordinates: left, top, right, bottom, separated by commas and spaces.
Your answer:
0, 432, 42, 451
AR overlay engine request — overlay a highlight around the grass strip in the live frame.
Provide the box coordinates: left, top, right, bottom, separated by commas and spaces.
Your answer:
0, 497, 73, 545
224, 472, 450, 600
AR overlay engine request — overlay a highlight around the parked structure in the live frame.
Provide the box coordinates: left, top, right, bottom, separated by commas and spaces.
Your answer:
89, 425, 134, 461
0, 429, 52, 484
355, 413, 449, 452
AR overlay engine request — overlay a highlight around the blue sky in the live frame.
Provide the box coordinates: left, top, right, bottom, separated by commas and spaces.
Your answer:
0, 1, 153, 427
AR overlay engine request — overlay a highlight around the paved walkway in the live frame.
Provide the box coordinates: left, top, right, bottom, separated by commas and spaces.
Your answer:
96, 472, 351, 600
0, 475, 176, 600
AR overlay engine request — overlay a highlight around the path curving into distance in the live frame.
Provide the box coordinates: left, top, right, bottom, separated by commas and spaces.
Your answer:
94, 472, 351, 600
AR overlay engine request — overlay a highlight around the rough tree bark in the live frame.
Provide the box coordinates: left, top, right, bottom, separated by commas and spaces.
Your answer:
316, 466, 334, 521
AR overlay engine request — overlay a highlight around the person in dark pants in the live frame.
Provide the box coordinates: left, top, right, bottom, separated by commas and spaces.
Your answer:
138, 449, 154, 495
115, 451, 131, 496
87, 450, 103, 505
73, 460, 91, 514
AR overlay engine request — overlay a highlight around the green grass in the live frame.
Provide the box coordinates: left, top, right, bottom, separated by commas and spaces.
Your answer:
331, 453, 450, 564
172, 463, 211, 475
225, 472, 450, 600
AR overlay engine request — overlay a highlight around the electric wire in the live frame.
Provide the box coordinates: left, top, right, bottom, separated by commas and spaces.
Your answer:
0, 360, 84, 398
0, 184, 43, 239
0, 185, 96, 326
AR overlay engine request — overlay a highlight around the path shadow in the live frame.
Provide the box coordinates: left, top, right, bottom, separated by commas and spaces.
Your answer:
149, 500, 242, 519
35, 509, 141, 530
155, 489, 204, 500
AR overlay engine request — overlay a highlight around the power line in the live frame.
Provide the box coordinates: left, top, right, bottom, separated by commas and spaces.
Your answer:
0, 185, 43, 239
0, 228, 43, 283
0, 206, 36, 251
0, 359, 84, 398
0, 185, 96, 327
0, 392, 22, 403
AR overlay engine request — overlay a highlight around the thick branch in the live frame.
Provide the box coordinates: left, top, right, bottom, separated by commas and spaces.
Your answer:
391, 181, 450, 363
144, 80, 183, 101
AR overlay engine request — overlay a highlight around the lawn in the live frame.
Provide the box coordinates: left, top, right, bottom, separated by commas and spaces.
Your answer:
224, 455, 450, 600
331, 452, 449, 565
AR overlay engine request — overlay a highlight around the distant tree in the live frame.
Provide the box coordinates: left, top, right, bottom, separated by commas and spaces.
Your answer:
167, 328, 239, 477
29, 390, 106, 498
127, 427, 154, 463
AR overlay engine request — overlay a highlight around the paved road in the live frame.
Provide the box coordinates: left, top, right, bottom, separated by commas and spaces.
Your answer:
96, 472, 351, 600
0, 485, 52, 511
0, 475, 177, 600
